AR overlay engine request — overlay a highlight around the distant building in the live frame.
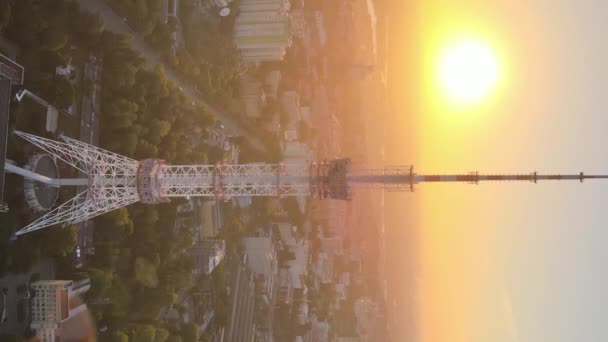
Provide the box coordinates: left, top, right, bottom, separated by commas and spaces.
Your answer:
335, 338, 360, 342
232, 195, 253, 208
191, 240, 226, 275
239, 0, 290, 14
197, 200, 222, 239
243, 237, 278, 303
314, 252, 334, 285
280, 90, 302, 124
234, 4, 292, 63
321, 236, 343, 256
283, 141, 312, 163
276, 223, 297, 247
225, 256, 256, 342
262, 112, 281, 133
240, 74, 265, 119
311, 318, 330, 342
274, 223, 309, 289
314, 11, 327, 47
263, 70, 282, 99
160, 0, 179, 24
290, 8, 308, 40
30, 279, 90, 342
284, 122, 299, 142
55, 64, 76, 80
299, 106, 312, 127
276, 268, 293, 305
207, 0, 234, 8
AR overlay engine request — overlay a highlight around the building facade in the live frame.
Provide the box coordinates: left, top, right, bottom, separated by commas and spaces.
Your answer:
30, 279, 90, 342
234, 1, 292, 63
243, 237, 278, 304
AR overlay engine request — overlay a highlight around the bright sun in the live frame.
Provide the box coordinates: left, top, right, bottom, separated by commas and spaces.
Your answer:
438, 39, 499, 104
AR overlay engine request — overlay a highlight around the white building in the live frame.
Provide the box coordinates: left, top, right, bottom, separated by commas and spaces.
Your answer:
314, 252, 334, 285
239, 0, 290, 14
283, 141, 313, 163
263, 70, 282, 99
276, 223, 297, 247
30, 279, 91, 342
277, 268, 293, 305
280, 90, 301, 123
243, 237, 278, 303
240, 74, 266, 119
234, 4, 292, 63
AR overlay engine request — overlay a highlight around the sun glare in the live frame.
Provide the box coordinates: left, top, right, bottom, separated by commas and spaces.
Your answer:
438, 39, 499, 104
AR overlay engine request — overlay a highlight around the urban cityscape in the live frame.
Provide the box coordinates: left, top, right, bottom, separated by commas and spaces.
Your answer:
0, 0, 391, 341
3, 1, 608, 342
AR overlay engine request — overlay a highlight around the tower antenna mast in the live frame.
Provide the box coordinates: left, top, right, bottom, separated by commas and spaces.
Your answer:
9, 132, 608, 235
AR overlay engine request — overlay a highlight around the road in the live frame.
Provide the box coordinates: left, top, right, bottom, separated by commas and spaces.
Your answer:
77, 0, 267, 152
76, 54, 103, 257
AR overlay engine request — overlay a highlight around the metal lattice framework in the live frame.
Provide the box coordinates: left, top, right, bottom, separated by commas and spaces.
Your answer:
14, 132, 311, 235
12, 132, 608, 235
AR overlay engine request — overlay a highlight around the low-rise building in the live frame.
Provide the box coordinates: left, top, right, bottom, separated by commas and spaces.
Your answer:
321, 236, 343, 256
225, 256, 256, 342
198, 199, 222, 239
243, 237, 278, 304
264, 70, 282, 99
30, 279, 90, 342
276, 268, 293, 305
191, 240, 226, 275
314, 252, 334, 285
280, 90, 302, 124
240, 74, 265, 119
234, 11, 292, 64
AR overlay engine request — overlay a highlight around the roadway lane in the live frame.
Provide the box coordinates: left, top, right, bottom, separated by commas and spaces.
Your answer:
77, 0, 267, 152
0, 79, 10, 208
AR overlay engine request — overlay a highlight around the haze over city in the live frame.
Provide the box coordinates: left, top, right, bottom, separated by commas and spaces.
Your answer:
382, 1, 608, 341
1, 0, 608, 341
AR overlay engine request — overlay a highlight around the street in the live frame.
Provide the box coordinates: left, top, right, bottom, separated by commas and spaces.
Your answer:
76, 54, 103, 256
77, 0, 267, 152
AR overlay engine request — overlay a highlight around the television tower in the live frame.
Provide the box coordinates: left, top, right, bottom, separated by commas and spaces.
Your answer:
10, 131, 608, 235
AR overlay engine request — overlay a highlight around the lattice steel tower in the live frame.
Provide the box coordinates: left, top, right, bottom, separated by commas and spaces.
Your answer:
11, 131, 608, 235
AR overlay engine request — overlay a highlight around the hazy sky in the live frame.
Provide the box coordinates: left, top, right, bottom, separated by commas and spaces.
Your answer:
383, 1, 608, 341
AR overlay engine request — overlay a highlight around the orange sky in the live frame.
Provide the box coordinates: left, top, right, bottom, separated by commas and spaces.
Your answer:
385, 1, 608, 341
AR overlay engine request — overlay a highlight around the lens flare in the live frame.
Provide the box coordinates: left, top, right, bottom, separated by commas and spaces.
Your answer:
438, 39, 499, 104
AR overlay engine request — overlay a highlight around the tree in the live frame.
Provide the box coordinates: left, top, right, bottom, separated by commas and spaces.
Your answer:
148, 119, 171, 141
166, 335, 182, 342
134, 257, 159, 288
135, 139, 159, 158
86, 267, 114, 299
78, 12, 105, 35
42, 28, 69, 51
54, 77, 75, 110
107, 278, 132, 317
180, 323, 199, 342
112, 330, 130, 342
0, 2, 11, 30
130, 324, 156, 342
98, 207, 134, 240
154, 328, 170, 342
39, 225, 78, 258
